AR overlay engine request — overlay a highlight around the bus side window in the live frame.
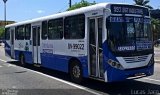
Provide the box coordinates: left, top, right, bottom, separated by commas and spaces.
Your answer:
64, 14, 85, 39
42, 21, 48, 40
15, 27, 17, 40
57, 19, 63, 39
17, 25, 25, 40
48, 18, 63, 40
25, 24, 31, 40
5, 28, 10, 40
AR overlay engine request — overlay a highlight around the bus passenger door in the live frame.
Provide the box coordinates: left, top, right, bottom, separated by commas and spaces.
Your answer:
89, 17, 104, 79
10, 28, 15, 58
32, 26, 41, 64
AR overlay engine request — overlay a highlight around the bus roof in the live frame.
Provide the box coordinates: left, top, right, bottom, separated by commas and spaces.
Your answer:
5, 2, 147, 28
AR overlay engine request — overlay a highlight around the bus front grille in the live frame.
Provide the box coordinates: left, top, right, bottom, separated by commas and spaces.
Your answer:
123, 55, 148, 63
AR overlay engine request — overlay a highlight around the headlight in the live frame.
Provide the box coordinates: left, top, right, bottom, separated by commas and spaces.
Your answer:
112, 62, 116, 67
107, 59, 124, 70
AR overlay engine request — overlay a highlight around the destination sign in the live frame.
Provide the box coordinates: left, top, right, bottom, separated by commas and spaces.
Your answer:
111, 4, 149, 16
110, 16, 150, 23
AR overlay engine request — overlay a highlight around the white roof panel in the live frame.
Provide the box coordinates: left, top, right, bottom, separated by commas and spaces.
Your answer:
6, 2, 147, 28
6, 3, 111, 28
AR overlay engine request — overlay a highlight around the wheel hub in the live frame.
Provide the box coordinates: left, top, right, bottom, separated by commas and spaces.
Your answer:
72, 65, 80, 78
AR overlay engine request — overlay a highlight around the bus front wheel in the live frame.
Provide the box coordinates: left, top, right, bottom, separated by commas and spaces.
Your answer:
70, 60, 83, 83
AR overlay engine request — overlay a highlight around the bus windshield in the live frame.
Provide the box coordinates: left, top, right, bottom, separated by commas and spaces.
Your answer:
107, 16, 152, 52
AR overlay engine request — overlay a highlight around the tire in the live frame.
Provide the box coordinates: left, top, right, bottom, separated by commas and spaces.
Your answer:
20, 54, 26, 66
70, 60, 83, 83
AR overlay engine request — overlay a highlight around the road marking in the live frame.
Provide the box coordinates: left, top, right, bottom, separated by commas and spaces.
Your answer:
155, 60, 160, 62
0, 59, 101, 95
143, 77, 160, 82
0, 59, 7, 63
27, 69, 102, 95
12, 86, 17, 89
6, 64, 16, 67
0, 59, 16, 67
3, 63, 16, 67
0, 65, 2, 68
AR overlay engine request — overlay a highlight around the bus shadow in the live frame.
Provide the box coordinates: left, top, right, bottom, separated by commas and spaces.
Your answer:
8, 61, 160, 95
82, 79, 160, 95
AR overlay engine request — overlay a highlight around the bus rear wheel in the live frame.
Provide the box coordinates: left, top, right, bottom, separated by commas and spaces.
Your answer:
20, 54, 26, 66
70, 60, 83, 83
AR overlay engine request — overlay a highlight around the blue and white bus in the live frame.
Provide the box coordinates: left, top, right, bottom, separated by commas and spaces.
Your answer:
5, 3, 154, 83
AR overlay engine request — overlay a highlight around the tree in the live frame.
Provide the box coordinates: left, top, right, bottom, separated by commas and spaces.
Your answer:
0, 27, 5, 39
133, 0, 153, 9
151, 18, 160, 41
67, 0, 96, 11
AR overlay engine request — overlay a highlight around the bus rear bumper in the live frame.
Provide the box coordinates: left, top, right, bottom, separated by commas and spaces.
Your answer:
107, 64, 154, 82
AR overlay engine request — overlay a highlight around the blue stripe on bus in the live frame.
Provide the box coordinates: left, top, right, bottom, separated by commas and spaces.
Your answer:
5, 49, 11, 57
14, 50, 89, 78
14, 50, 33, 64
4, 41, 11, 57
102, 40, 118, 80
107, 64, 154, 82
41, 53, 69, 72
15, 50, 89, 77
41, 53, 89, 78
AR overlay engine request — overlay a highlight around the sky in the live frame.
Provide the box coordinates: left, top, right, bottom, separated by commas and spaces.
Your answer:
0, 0, 159, 22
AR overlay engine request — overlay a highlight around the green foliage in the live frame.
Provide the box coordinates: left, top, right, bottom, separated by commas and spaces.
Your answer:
67, 0, 96, 11
151, 18, 160, 40
133, 0, 153, 9
151, 18, 160, 25
0, 27, 5, 39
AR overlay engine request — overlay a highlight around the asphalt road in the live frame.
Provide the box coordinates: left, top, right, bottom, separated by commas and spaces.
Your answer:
155, 47, 160, 62
0, 46, 160, 95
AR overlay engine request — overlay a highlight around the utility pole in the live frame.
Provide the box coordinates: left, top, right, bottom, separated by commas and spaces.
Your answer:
69, 0, 71, 8
3, 0, 7, 26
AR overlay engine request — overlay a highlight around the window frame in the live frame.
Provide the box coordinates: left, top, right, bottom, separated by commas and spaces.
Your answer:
5, 28, 10, 40
64, 14, 85, 39
25, 24, 31, 40
48, 18, 63, 40
42, 21, 48, 40
16, 25, 25, 40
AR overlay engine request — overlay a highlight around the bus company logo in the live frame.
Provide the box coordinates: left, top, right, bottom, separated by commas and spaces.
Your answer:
68, 43, 84, 50
18, 43, 24, 49
43, 49, 53, 54
134, 56, 139, 61
42, 43, 53, 48
25, 42, 29, 51
118, 46, 135, 51
42, 43, 53, 54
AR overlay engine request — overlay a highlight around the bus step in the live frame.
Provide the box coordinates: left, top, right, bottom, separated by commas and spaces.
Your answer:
89, 76, 105, 82
34, 64, 41, 67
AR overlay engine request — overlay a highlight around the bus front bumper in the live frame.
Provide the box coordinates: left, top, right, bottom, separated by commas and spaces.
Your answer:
106, 64, 154, 82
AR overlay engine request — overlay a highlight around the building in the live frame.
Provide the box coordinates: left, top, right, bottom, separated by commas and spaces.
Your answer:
0, 20, 15, 40
0, 20, 15, 26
